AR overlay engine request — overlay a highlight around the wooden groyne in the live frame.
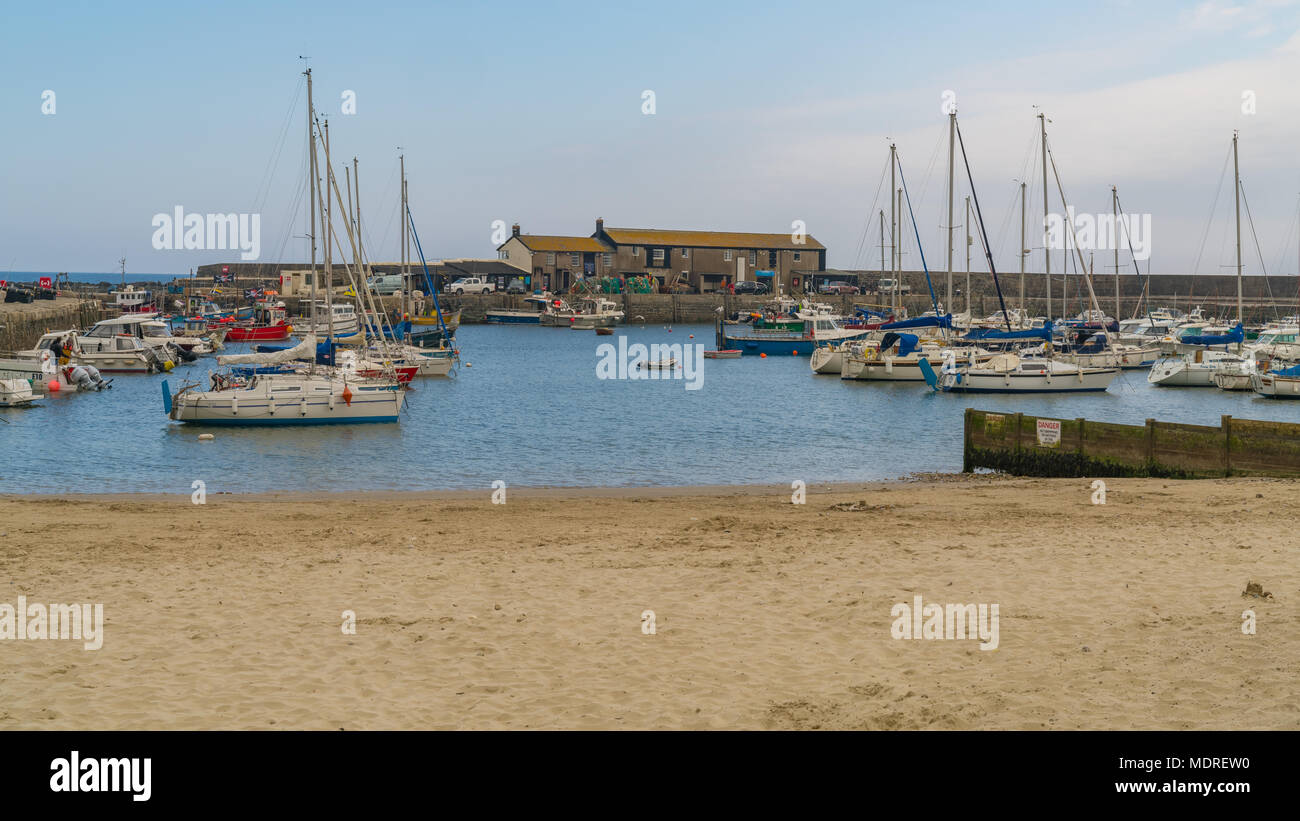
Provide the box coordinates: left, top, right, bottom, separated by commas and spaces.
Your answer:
0, 299, 102, 351
963, 408, 1300, 479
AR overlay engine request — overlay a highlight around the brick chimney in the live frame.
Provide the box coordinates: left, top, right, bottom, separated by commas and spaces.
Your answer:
511, 223, 520, 237
595, 217, 604, 235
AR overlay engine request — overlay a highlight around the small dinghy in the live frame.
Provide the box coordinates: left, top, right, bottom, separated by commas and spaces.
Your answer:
637, 358, 678, 370
703, 350, 741, 359
0, 378, 36, 407
595, 327, 614, 336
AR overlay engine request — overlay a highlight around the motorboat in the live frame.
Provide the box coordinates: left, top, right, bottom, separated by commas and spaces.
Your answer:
938, 352, 1118, 393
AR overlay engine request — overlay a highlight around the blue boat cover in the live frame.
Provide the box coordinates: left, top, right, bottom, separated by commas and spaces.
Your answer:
963, 321, 1053, 341
1181, 323, 1243, 347
1271, 363, 1300, 377
880, 314, 952, 331
879, 332, 920, 356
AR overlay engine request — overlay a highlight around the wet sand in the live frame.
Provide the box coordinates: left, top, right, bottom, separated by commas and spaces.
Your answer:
1, 474, 1295, 729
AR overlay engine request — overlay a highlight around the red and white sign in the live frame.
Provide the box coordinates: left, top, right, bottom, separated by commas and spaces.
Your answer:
38, 276, 52, 289
1036, 419, 1061, 447
221, 265, 230, 274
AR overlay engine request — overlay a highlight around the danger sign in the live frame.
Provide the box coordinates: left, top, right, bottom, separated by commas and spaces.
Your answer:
1036, 419, 1061, 447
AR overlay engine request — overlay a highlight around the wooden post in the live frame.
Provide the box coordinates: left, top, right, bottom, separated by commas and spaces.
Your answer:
962, 408, 973, 472
1145, 418, 1155, 471
1013, 412, 1023, 455
1223, 415, 1233, 476
1076, 417, 1086, 461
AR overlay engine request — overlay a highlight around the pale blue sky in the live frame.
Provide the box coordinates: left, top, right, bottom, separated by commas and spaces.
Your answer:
3, 0, 1300, 276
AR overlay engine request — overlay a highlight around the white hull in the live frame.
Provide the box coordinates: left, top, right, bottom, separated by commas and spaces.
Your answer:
168, 373, 404, 425
0, 378, 36, 407
842, 355, 931, 381
809, 346, 842, 374
939, 354, 1117, 393
1253, 372, 1300, 398
1148, 351, 1241, 387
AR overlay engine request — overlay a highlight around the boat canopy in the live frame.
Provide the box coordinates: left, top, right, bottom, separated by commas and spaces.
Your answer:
1181, 323, 1244, 347
218, 334, 317, 365
963, 322, 1053, 341
880, 314, 951, 331
879, 332, 920, 357
1271, 363, 1300, 378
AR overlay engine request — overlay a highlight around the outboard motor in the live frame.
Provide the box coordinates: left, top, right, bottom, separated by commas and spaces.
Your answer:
62, 365, 109, 391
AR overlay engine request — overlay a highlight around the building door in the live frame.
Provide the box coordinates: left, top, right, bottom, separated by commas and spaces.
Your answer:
736, 257, 746, 282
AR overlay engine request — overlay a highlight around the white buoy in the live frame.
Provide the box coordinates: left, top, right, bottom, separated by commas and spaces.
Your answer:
465, 362, 472, 368
198, 434, 214, 441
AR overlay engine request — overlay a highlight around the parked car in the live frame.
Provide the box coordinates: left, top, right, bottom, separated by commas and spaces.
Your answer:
876, 278, 910, 294
366, 274, 404, 295
734, 280, 770, 295
818, 281, 860, 295
446, 276, 496, 295
505, 278, 527, 294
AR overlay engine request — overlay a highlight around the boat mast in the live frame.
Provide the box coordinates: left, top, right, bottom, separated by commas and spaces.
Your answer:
400, 153, 408, 323
322, 118, 336, 341
945, 110, 955, 315
1039, 112, 1050, 319
888, 144, 897, 314
305, 68, 319, 337
1234, 131, 1243, 328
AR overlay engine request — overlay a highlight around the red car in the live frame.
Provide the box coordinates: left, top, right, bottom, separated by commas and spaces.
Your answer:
819, 281, 860, 295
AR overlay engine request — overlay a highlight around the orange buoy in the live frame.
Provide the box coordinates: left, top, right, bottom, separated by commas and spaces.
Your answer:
760, 353, 767, 359
792, 350, 798, 356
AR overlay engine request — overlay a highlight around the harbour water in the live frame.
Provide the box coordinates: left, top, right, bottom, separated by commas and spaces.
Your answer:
2, 322, 1296, 495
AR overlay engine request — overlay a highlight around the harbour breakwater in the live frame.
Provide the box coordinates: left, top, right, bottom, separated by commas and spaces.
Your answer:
964, 409, 1300, 478
0, 299, 102, 351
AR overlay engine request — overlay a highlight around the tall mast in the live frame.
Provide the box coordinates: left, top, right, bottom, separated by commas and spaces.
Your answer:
1112, 185, 1120, 323
1019, 181, 1026, 317
1233, 131, 1242, 326
1040, 112, 1050, 319
322, 118, 335, 341
305, 68, 319, 332
353, 158, 366, 285
889, 144, 897, 313
945, 111, 955, 314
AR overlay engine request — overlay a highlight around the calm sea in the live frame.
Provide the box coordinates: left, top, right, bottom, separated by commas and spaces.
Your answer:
1, 322, 1296, 494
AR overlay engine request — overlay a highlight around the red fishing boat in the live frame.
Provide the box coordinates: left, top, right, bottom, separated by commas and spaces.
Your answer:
214, 302, 291, 342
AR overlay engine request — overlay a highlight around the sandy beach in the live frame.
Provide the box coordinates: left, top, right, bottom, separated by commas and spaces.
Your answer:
1, 474, 1295, 730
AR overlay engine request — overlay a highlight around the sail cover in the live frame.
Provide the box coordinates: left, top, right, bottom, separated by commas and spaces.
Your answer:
1181, 323, 1244, 347
218, 334, 317, 365
963, 322, 1053, 342
880, 314, 952, 331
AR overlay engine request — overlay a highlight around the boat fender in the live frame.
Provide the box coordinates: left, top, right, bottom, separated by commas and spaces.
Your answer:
161, 379, 172, 414
268, 397, 276, 415
231, 395, 238, 415
329, 394, 336, 411
300, 396, 308, 415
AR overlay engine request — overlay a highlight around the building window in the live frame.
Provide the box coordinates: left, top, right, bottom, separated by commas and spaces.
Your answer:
546, 252, 556, 266
633, 246, 641, 256
793, 251, 801, 262
748, 251, 757, 266
498, 249, 509, 260
602, 253, 612, 267
570, 253, 580, 267
681, 248, 689, 258
724, 250, 732, 262
652, 248, 665, 263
